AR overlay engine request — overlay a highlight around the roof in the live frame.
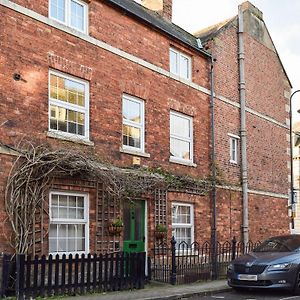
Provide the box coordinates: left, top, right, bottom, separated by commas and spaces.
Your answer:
105, 0, 211, 58
194, 17, 237, 44
193, 11, 292, 88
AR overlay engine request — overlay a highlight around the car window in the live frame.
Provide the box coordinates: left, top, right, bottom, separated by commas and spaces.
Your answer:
254, 236, 300, 252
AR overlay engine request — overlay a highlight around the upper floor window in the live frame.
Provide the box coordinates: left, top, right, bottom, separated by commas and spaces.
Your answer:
169, 48, 192, 81
49, 70, 89, 139
122, 94, 145, 152
172, 203, 194, 248
49, 0, 88, 33
170, 111, 193, 163
229, 134, 240, 164
49, 191, 89, 255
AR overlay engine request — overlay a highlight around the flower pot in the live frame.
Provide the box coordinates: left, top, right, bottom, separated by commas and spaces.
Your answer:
155, 231, 167, 240
108, 225, 123, 236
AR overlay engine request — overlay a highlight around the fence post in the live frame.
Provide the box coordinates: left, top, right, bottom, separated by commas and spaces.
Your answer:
1, 254, 11, 298
211, 239, 218, 280
170, 236, 177, 285
232, 236, 237, 260
16, 254, 25, 300
147, 256, 152, 281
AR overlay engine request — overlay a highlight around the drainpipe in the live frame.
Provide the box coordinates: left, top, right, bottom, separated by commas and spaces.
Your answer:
238, 5, 249, 244
210, 56, 217, 279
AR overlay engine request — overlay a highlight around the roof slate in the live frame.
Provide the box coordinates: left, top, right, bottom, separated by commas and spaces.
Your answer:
105, 0, 210, 57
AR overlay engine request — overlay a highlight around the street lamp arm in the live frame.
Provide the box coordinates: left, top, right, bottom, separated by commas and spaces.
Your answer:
290, 90, 300, 102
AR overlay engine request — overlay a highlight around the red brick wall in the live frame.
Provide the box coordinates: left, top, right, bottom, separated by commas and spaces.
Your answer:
0, 154, 15, 253
0, 5, 211, 179
9, 0, 209, 88
215, 189, 289, 243
0, 3, 211, 253
207, 24, 240, 103
247, 114, 288, 194
248, 193, 289, 241
168, 192, 211, 242
206, 17, 290, 240
244, 33, 289, 123
207, 21, 289, 193
216, 188, 242, 242
214, 102, 241, 185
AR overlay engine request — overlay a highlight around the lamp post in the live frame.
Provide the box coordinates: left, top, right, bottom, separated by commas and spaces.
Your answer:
290, 90, 300, 230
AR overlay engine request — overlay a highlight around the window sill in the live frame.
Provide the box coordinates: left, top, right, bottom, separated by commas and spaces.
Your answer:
169, 73, 192, 83
169, 157, 197, 167
120, 147, 150, 158
49, 17, 88, 35
229, 160, 238, 165
47, 131, 94, 146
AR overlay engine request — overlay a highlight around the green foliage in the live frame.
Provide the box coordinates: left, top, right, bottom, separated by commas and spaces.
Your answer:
144, 167, 213, 194
155, 224, 168, 232
111, 218, 123, 227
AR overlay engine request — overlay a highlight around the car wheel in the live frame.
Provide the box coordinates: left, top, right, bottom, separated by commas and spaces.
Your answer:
293, 269, 300, 295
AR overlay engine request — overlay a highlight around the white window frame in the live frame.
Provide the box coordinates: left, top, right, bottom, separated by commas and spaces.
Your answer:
169, 48, 192, 81
49, 0, 88, 34
172, 202, 194, 248
48, 69, 90, 140
122, 94, 145, 153
170, 111, 193, 164
229, 133, 240, 164
49, 191, 89, 255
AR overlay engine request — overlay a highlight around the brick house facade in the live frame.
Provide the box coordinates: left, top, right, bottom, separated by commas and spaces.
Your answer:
0, 0, 291, 256
195, 1, 291, 242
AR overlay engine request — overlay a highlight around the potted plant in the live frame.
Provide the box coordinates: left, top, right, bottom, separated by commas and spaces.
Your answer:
155, 224, 168, 240
108, 218, 124, 236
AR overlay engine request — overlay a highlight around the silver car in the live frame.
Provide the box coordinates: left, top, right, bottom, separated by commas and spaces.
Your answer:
227, 234, 300, 294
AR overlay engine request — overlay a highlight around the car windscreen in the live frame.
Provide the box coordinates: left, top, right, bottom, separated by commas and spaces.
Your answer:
253, 236, 300, 252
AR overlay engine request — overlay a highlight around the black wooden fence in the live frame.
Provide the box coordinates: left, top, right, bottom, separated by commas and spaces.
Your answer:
149, 237, 260, 285
1, 251, 146, 299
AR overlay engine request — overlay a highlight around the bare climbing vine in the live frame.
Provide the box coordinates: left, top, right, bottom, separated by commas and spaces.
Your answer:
4, 142, 215, 254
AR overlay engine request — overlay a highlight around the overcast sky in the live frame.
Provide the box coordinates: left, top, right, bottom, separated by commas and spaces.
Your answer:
172, 0, 300, 121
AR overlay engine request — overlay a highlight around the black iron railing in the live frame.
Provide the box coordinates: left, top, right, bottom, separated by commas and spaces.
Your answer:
150, 237, 260, 285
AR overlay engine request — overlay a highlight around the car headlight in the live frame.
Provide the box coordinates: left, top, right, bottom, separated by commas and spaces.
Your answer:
267, 263, 291, 272
228, 263, 234, 271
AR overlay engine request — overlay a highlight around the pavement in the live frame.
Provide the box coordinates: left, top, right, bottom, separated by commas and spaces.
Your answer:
63, 280, 230, 300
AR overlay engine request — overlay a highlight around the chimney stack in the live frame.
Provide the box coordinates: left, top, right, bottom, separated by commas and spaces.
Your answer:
140, 0, 173, 21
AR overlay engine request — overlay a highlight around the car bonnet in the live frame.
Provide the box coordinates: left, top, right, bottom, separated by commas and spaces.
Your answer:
232, 251, 300, 265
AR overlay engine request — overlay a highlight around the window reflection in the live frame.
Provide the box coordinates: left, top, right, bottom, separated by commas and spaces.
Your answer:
122, 95, 144, 151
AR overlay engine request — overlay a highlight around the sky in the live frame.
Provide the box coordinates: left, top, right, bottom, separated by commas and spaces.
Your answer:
172, 0, 300, 122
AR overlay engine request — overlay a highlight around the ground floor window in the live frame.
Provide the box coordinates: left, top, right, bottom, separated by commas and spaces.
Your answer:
49, 191, 89, 255
172, 202, 194, 247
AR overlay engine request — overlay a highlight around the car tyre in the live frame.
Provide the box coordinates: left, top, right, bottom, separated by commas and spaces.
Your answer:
293, 269, 300, 295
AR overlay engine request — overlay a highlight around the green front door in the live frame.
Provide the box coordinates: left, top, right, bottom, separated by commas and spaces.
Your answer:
123, 200, 145, 253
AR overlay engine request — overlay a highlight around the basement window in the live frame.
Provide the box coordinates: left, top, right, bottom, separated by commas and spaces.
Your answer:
49, 70, 89, 140
169, 48, 192, 81
172, 203, 194, 248
49, 0, 88, 33
49, 191, 89, 255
